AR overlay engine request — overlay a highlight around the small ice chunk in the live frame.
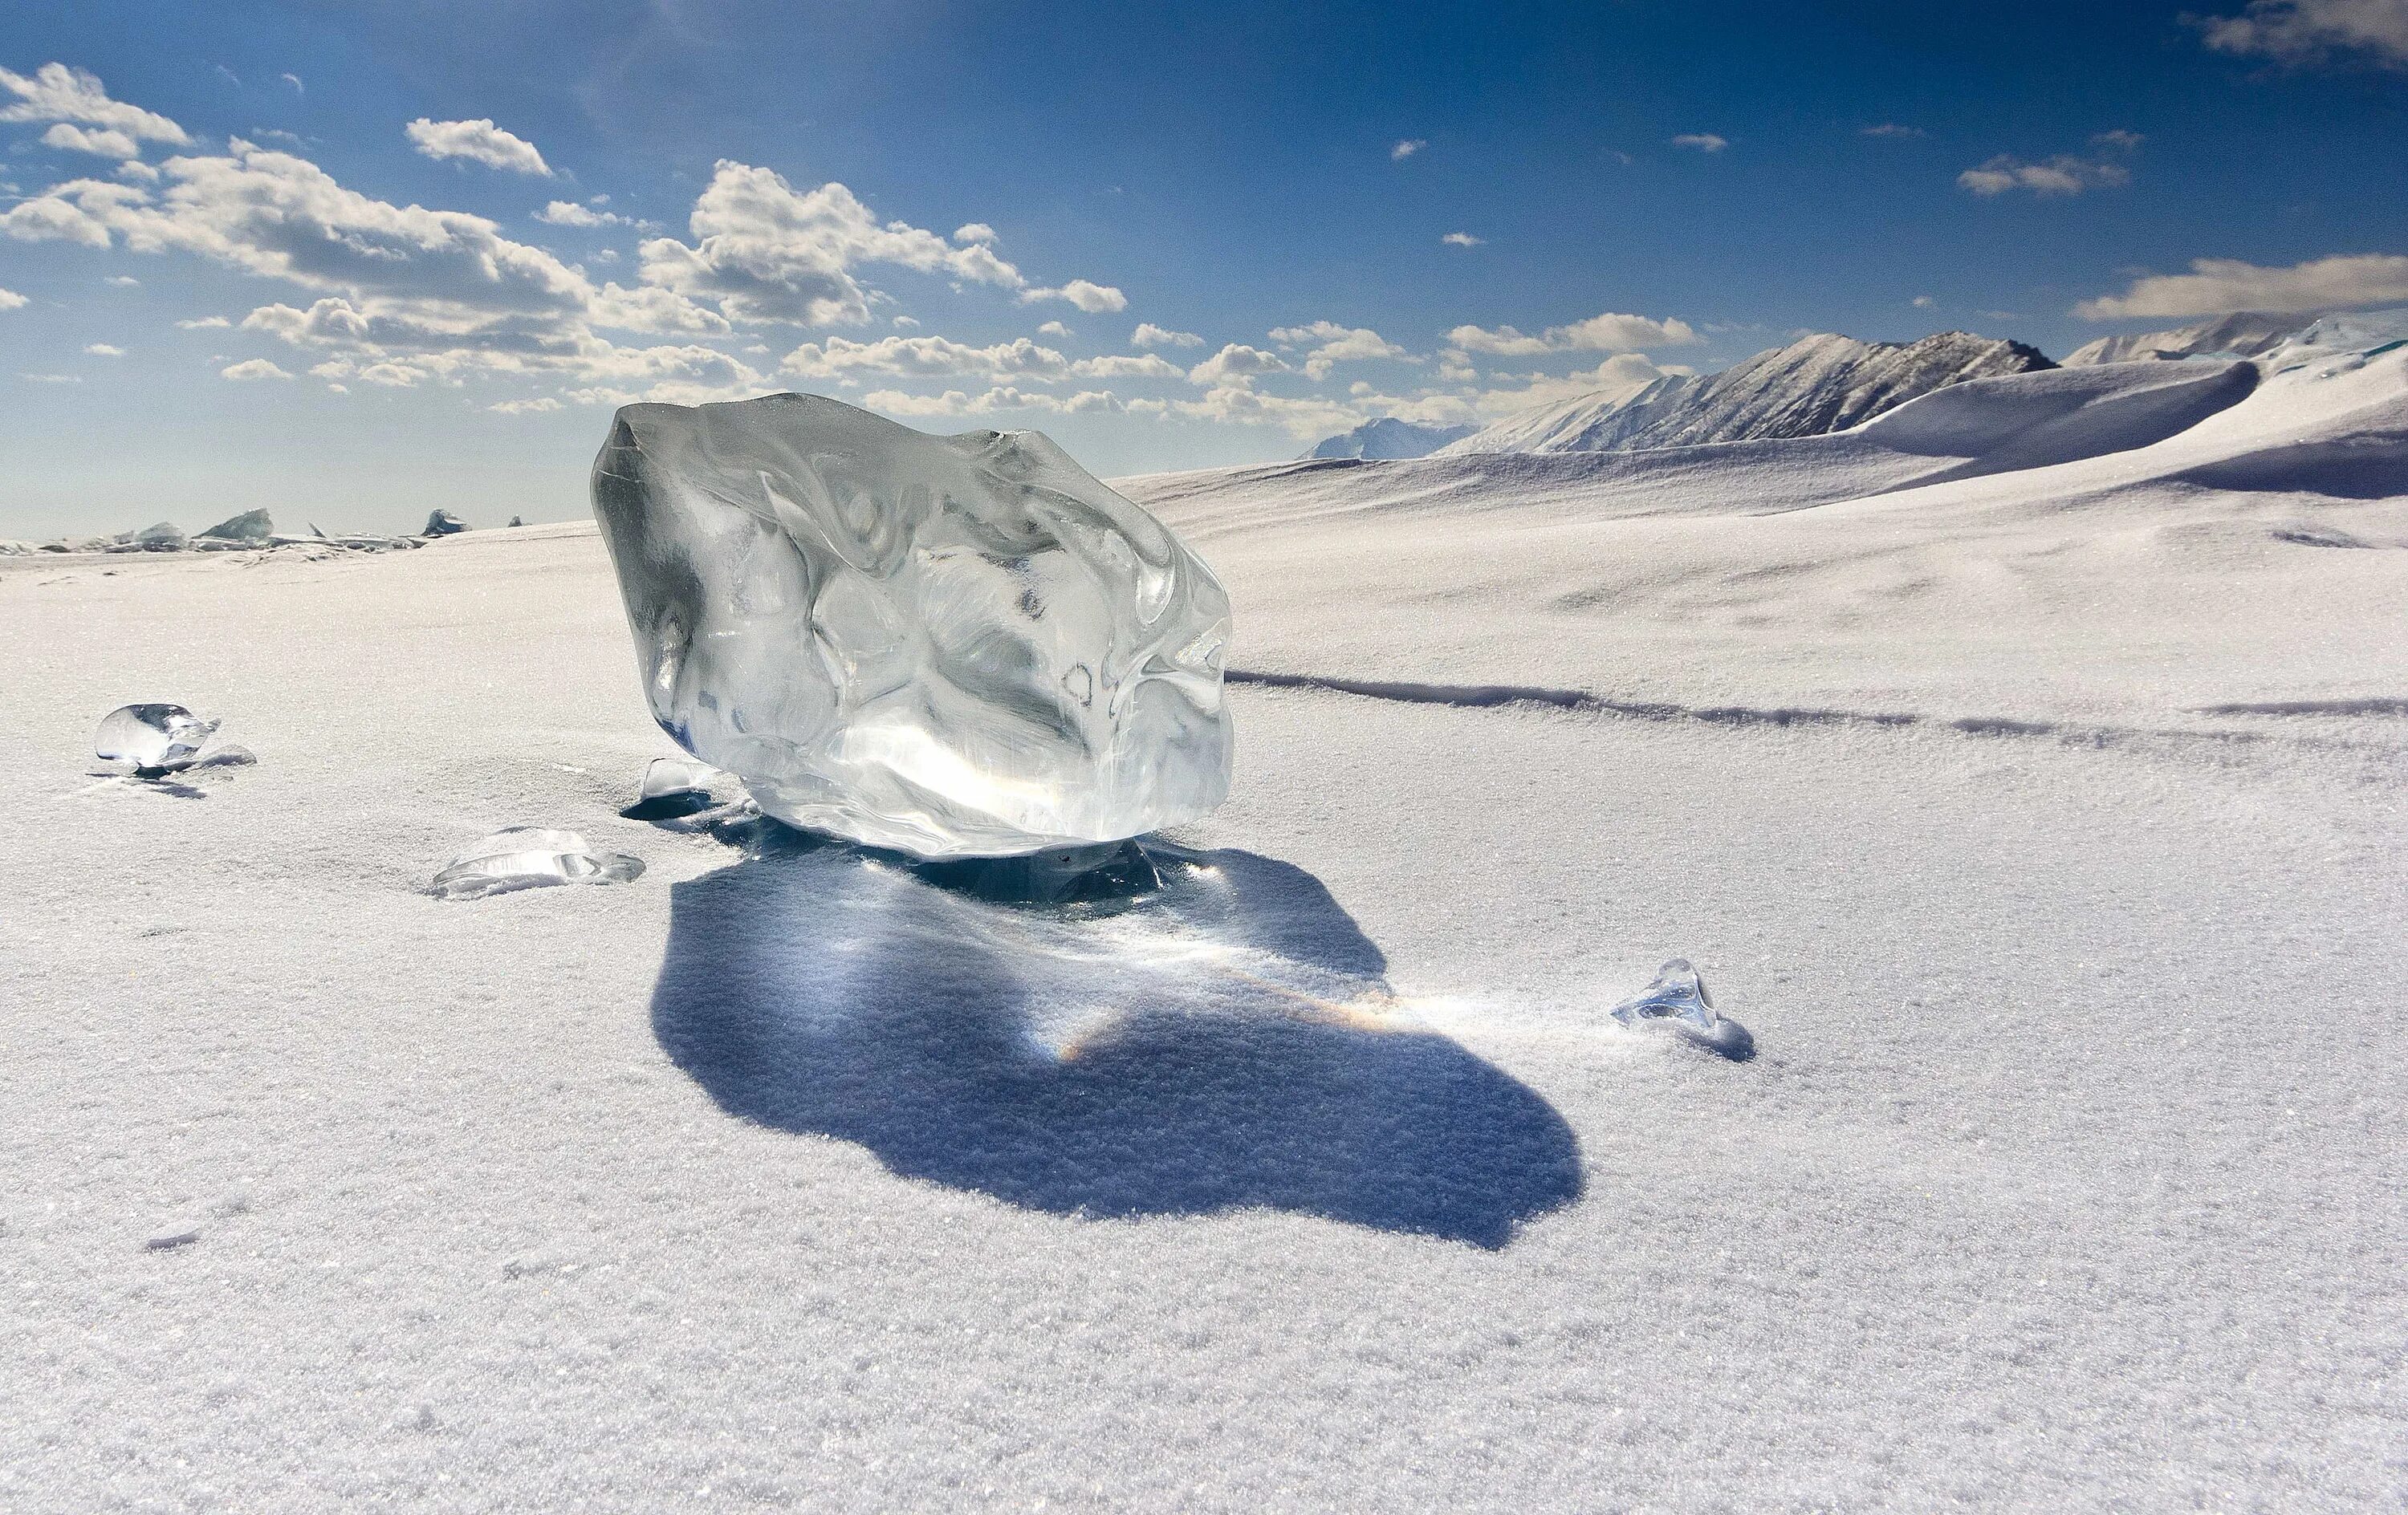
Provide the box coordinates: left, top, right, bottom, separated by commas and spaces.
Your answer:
1609, 958, 1719, 1031
198, 509, 274, 544
432, 827, 645, 900
96, 703, 221, 774
424, 510, 470, 537
110, 521, 188, 554
640, 756, 722, 802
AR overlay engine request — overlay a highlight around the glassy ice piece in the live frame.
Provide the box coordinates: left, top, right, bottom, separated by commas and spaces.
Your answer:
432, 827, 644, 900
424, 510, 469, 537
640, 756, 722, 802
1609, 958, 1719, 1031
197, 509, 274, 544
592, 392, 1234, 859
96, 704, 221, 774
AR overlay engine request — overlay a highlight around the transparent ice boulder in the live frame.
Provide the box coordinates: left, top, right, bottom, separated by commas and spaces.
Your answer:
432, 827, 645, 900
96, 704, 221, 774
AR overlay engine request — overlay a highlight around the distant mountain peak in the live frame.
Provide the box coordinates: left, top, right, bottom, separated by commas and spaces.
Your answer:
1300, 416, 1479, 461
1438, 330, 2055, 457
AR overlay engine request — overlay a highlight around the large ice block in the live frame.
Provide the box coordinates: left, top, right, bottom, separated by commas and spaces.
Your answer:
591, 393, 1234, 859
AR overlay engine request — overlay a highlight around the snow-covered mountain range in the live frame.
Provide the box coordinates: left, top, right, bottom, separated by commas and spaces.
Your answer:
1299, 416, 1478, 461
2059, 311, 2305, 367
1436, 331, 2054, 457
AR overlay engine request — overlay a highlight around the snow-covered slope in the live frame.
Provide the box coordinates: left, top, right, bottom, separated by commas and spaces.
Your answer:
1300, 416, 1478, 460
2060, 311, 2305, 366
1439, 331, 2054, 457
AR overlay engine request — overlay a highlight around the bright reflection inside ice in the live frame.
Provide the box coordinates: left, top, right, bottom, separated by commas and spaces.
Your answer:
95, 703, 220, 774
433, 827, 645, 900
1609, 958, 1719, 1031
640, 756, 722, 801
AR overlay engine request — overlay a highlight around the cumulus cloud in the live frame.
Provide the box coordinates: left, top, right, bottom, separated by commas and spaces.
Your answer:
2194, 0, 2408, 67
952, 222, 996, 244
640, 161, 1026, 327
0, 63, 188, 145
1441, 231, 1484, 248
177, 315, 230, 327
2076, 252, 2408, 317
0, 287, 25, 310
489, 396, 562, 414
1069, 352, 1184, 380
405, 118, 552, 175
1132, 323, 1202, 348
1958, 153, 2131, 196
84, 342, 123, 355
1470, 352, 1684, 417
220, 357, 293, 380
1186, 343, 1291, 387
1036, 319, 1071, 337
535, 199, 644, 229
1267, 319, 1412, 379
1391, 139, 1426, 160
42, 123, 140, 159
1137, 384, 1361, 439
783, 333, 1072, 383
1019, 278, 1128, 313
1670, 133, 1728, 152
1445, 311, 1698, 356
862, 385, 1121, 418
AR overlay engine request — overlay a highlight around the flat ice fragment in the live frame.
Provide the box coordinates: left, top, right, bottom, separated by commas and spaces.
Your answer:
640, 756, 722, 801
432, 827, 645, 900
96, 704, 221, 774
1609, 958, 1719, 1031
424, 510, 469, 537
144, 1228, 201, 1251
592, 392, 1234, 859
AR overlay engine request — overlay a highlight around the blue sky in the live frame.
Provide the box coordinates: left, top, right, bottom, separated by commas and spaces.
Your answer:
2, 0, 2406, 537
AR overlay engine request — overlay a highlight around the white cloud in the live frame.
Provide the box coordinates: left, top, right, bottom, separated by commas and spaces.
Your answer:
2076, 252, 2408, 317
2091, 128, 2146, 151
1468, 352, 1684, 418
1070, 352, 1184, 380
862, 385, 1121, 419
21, 372, 82, 384
1445, 311, 1698, 356
1132, 323, 1202, 348
405, 118, 552, 176
1391, 139, 1426, 160
952, 222, 996, 244
1036, 319, 1071, 337
782, 333, 1073, 383
177, 315, 231, 328
281, 73, 304, 95
84, 342, 123, 355
1441, 231, 1484, 247
2196, 0, 2408, 67
0, 63, 188, 144
892, 314, 919, 328
105, 274, 140, 286
1019, 278, 1128, 313
639, 160, 1026, 326
1957, 153, 2130, 196
0, 287, 24, 310
1267, 319, 1412, 379
489, 396, 562, 414
1186, 343, 1290, 387
1912, 294, 1935, 307
221, 357, 293, 380
1862, 123, 1926, 138
1143, 384, 1361, 439
41, 123, 140, 159
1670, 133, 1729, 152
536, 200, 636, 228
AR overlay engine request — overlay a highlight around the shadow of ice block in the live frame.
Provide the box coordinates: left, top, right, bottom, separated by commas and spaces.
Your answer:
591, 392, 1234, 860
648, 840, 1583, 1249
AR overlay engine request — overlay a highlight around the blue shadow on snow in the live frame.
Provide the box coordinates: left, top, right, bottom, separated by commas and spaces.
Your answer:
649, 835, 1582, 1249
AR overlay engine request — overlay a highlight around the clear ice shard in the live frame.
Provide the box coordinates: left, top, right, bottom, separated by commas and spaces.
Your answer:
96, 704, 221, 774
431, 827, 645, 900
640, 756, 722, 801
592, 392, 1235, 859
1609, 959, 1719, 1031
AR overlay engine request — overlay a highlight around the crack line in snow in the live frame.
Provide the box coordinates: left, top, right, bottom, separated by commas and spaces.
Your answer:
1223, 669, 2405, 758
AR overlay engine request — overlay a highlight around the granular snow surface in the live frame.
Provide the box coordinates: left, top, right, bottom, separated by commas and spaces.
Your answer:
3, 339, 2406, 1511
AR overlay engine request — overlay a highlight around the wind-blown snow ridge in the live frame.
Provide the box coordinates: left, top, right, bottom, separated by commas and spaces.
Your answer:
1300, 416, 1478, 460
